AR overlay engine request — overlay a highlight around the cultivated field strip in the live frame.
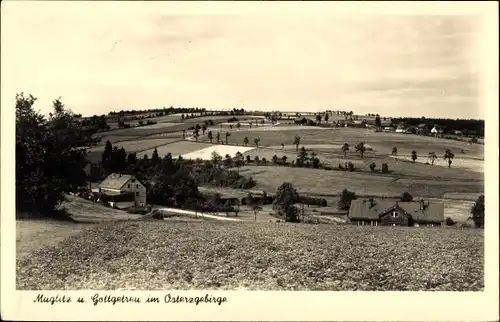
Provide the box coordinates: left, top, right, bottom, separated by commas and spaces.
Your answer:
16, 221, 484, 291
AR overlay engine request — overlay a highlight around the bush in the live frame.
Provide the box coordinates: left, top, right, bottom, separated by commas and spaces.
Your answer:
445, 217, 456, 226
337, 189, 357, 211
369, 162, 376, 172
347, 162, 355, 172
382, 162, 389, 173
400, 191, 414, 202
299, 196, 327, 207
470, 194, 484, 228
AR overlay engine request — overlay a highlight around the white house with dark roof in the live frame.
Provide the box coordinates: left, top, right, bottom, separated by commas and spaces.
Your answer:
99, 173, 146, 206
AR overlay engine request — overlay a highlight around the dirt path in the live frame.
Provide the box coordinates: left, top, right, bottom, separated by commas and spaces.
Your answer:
156, 207, 242, 221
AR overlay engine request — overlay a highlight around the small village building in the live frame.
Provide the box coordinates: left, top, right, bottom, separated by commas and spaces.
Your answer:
348, 199, 444, 227
99, 173, 147, 206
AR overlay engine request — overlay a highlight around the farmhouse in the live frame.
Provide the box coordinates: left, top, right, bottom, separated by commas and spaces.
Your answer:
99, 173, 147, 206
348, 199, 444, 227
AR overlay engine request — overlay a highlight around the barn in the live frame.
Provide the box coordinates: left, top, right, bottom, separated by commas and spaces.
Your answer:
348, 199, 444, 227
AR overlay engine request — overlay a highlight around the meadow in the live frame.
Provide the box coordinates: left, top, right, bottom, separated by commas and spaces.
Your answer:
17, 221, 483, 291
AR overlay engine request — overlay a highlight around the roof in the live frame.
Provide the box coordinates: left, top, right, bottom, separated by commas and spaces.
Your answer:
99, 173, 136, 190
349, 199, 444, 223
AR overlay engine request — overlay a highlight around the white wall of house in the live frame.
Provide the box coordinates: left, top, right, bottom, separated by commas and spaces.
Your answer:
121, 178, 147, 205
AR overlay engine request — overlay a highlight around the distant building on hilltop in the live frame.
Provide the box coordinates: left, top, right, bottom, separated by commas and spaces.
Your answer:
99, 173, 147, 206
348, 198, 444, 227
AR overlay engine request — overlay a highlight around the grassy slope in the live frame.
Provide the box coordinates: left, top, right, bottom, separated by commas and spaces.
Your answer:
17, 221, 483, 291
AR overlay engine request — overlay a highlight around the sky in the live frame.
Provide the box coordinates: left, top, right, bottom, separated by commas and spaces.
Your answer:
1, 2, 488, 119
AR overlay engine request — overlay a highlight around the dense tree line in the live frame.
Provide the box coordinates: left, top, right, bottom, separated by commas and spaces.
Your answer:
16, 94, 99, 214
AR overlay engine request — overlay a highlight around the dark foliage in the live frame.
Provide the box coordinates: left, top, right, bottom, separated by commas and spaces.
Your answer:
337, 189, 357, 211
16, 94, 99, 214
469, 194, 484, 228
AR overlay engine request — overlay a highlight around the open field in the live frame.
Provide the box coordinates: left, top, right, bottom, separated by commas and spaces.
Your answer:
16, 220, 95, 259
239, 166, 483, 198
17, 221, 483, 290
128, 122, 179, 130
208, 127, 483, 157
182, 145, 255, 160
138, 141, 214, 158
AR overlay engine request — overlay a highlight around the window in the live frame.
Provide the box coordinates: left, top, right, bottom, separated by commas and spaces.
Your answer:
391, 211, 398, 218
127, 184, 130, 188
135, 192, 139, 196
136, 184, 139, 188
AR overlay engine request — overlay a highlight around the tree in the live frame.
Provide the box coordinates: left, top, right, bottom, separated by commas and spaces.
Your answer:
281, 143, 285, 149
337, 189, 357, 211
236, 122, 241, 130
127, 152, 137, 165
272, 154, 279, 164
216, 132, 221, 143
469, 194, 484, 228
193, 131, 199, 141
152, 148, 160, 163
272, 182, 300, 222
234, 151, 245, 174
243, 136, 249, 146
202, 124, 207, 135
342, 143, 350, 157
392, 147, 398, 161
293, 135, 301, 152
223, 154, 233, 167
355, 142, 366, 158
102, 140, 113, 172
316, 114, 322, 124
281, 155, 288, 164
211, 151, 222, 168
195, 124, 201, 134
254, 137, 260, 147
16, 94, 98, 214
428, 152, 437, 166
375, 114, 381, 128
246, 193, 263, 222
369, 162, 376, 172
182, 130, 186, 139
400, 191, 413, 202
207, 130, 213, 143
444, 149, 454, 168
381, 162, 389, 173
225, 132, 230, 144
324, 114, 329, 123
296, 147, 309, 167
310, 152, 320, 168
411, 150, 418, 163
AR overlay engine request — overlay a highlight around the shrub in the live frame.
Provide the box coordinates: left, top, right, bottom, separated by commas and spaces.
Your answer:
469, 194, 484, 228
347, 162, 355, 172
246, 155, 251, 162
381, 162, 389, 173
401, 192, 414, 202
445, 217, 456, 226
299, 196, 327, 207
337, 189, 357, 211
369, 162, 376, 172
